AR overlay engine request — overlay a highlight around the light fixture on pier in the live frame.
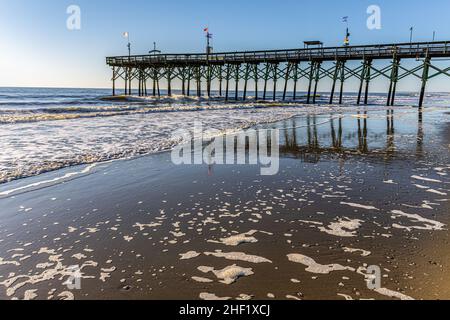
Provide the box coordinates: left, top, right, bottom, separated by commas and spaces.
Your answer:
123, 32, 131, 57
149, 42, 161, 55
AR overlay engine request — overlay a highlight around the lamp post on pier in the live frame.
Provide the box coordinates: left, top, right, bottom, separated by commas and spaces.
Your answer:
123, 32, 131, 95
123, 32, 131, 58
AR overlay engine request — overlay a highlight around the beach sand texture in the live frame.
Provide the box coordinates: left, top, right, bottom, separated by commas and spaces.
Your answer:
0, 104, 449, 300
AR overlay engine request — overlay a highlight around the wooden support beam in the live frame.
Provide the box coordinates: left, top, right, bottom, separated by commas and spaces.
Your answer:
124, 68, 128, 95
235, 64, 240, 101
283, 63, 291, 101
167, 68, 172, 97
273, 63, 278, 101
313, 61, 322, 104
144, 77, 147, 96
254, 64, 259, 101
138, 71, 142, 97
196, 67, 201, 97
153, 70, 156, 96
293, 63, 299, 101
263, 63, 270, 100
181, 68, 186, 96
243, 64, 250, 100
218, 66, 223, 97
364, 60, 373, 105
128, 69, 132, 96
112, 67, 116, 96
387, 56, 397, 106
390, 75, 398, 106
206, 66, 212, 97
157, 77, 160, 97
339, 61, 346, 105
306, 61, 315, 104
329, 61, 340, 104
225, 64, 231, 101
187, 68, 191, 96
390, 58, 401, 106
418, 56, 431, 108
357, 60, 367, 105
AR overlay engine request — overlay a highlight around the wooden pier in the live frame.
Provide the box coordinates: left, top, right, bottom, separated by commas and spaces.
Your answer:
106, 41, 450, 107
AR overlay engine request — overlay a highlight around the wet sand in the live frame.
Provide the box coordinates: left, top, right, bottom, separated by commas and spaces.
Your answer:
0, 106, 449, 300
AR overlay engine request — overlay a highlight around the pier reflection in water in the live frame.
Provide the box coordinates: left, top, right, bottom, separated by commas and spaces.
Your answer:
274, 109, 424, 163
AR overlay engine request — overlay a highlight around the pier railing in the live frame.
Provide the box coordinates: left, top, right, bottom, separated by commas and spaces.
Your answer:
107, 41, 450, 66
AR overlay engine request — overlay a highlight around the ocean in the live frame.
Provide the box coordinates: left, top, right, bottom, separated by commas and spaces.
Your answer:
0, 87, 449, 184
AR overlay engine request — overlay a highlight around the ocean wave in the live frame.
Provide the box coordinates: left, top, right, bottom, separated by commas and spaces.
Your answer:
0, 104, 319, 184
0, 101, 309, 124
0, 163, 100, 198
0, 103, 417, 185
0, 86, 449, 186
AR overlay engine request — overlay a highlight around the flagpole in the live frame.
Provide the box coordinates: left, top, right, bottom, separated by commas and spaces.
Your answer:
342, 16, 350, 46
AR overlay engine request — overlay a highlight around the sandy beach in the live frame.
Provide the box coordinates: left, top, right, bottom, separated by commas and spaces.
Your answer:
0, 106, 449, 300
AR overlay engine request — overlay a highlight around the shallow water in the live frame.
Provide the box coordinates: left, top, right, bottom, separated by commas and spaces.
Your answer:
1, 87, 449, 184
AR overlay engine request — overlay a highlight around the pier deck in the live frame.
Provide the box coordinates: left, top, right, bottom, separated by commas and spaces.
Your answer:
106, 41, 450, 107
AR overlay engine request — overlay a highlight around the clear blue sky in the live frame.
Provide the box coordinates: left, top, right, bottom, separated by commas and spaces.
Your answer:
1, 0, 450, 91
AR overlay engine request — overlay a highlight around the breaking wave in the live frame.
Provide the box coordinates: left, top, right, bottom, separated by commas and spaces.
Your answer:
0, 87, 449, 185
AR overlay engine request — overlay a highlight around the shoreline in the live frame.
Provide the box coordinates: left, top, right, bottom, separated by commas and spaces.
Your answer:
0, 104, 420, 186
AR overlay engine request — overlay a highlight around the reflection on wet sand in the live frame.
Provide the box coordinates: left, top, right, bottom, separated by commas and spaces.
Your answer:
278, 110, 425, 163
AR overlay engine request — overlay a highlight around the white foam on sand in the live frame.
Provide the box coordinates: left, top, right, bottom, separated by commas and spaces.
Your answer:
340, 202, 379, 210
100, 266, 116, 282
24, 289, 38, 300
343, 247, 371, 257
411, 175, 442, 183
287, 253, 355, 274
192, 277, 214, 283
133, 222, 162, 231
0, 257, 20, 266
204, 250, 272, 264
0, 252, 98, 297
197, 264, 254, 284
374, 288, 414, 300
391, 210, 445, 231
180, 251, 201, 260
427, 189, 447, 196
318, 218, 364, 237
337, 293, 354, 300
57, 291, 75, 301
208, 230, 259, 246
199, 292, 231, 300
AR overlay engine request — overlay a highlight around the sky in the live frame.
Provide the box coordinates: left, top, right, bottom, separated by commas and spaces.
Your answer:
1, 0, 450, 92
